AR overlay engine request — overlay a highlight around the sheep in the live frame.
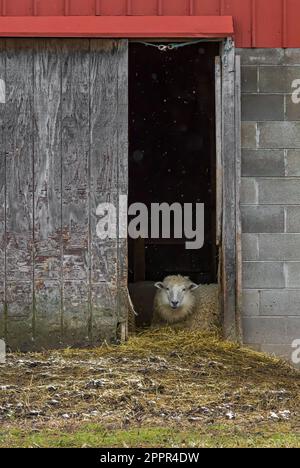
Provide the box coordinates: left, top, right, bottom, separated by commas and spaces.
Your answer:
152, 275, 219, 331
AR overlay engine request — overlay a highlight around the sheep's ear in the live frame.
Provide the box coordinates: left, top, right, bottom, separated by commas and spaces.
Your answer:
189, 283, 199, 291
155, 282, 165, 290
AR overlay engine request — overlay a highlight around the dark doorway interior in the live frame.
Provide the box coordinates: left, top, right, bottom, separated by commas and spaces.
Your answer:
128, 41, 218, 293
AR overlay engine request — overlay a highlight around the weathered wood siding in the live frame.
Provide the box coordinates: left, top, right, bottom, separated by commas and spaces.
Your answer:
220, 39, 240, 342
0, 42, 5, 340
0, 38, 128, 350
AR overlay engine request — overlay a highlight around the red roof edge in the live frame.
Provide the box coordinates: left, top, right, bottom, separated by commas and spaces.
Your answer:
0, 16, 234, 38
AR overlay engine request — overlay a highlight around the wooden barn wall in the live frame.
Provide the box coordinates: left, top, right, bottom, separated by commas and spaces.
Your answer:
0, 38, 128, 350
0, 0, 299, 48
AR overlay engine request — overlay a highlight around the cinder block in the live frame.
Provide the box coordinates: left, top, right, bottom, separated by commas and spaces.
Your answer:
259, 67, 300, 93
241, 122, 257, 149
286, 318, 300, 342
242, 149, 285, 176
260, 289, 300, 316
285, 262, 300, 288
285, 96, 300, 121
241, 95, 284, 121
259, 122, 300, 149
237, 48, 284, 66
258, 178, 300, 204
286, 150, 300, 176
241, 66, 258, 93
241, 178, 258, 204
243, 262, 285, 289
242, 289, 260, 316
242, 234, 259, 260
284, 49, 300, 65
241, 206, 284, 233
286, 206, 300, 232
243, 316, 287, 344
258, 234, 300, 260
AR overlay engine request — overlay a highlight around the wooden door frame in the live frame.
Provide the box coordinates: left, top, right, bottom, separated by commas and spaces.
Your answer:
125, 37, 242, 342
217, 38, 242, 342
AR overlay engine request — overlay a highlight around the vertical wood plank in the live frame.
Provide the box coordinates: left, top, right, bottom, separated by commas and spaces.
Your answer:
5, 0, 34, 16
5, 39, 34, 349
131, 0, 158, 15
158, 0, 163, 15
194, 0, 220, 15
33, 39, 62, 348
282, 0, 288, 48
221, 38, 237, 341
0, 40, 5, 339
235, 55, 243, 344
284, 0, 300, 48
117, 40, 129, 333
162, 0, 189, 15
35, 0, 65, 16
251, 0, 257, 48
90, 39, 128, 344
68, 0, 96, 15
61, 39, 90, 346
215, 56, 222, 248
99, 0, 127, 16
90, 39, 119, 344
254, 0, 283, 47
221, 0, 252, 48
215, 54, 223, 333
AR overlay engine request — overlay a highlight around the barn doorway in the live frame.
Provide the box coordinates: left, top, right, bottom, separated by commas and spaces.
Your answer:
128, 41, 219, 328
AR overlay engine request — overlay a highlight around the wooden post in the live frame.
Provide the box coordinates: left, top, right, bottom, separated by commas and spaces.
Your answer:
221, 38, 238, 341
0, 40, 5, 341
235, 54, 243, 343
215, 56, 222, 248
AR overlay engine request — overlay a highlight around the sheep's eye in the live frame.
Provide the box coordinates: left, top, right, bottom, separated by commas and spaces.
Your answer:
166, 287, 170, 291
182, 288, 186, 292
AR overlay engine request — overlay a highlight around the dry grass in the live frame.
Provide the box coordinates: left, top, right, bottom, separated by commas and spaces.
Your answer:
0, 328, 299, 447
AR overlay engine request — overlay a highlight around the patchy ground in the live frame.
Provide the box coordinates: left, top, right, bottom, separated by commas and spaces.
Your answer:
0, 329, 299, 448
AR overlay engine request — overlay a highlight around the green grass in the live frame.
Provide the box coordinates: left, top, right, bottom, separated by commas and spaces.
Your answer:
1, 423, 300, 448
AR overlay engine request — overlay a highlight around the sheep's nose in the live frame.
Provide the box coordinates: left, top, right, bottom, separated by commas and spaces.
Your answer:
171, 301, 179, 308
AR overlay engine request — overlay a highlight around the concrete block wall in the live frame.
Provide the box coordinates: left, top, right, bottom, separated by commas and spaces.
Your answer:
238, 48, 300, 365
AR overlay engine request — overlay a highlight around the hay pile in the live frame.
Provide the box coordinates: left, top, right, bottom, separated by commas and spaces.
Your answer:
0, 328, 299, 440
0, 328, 300, 447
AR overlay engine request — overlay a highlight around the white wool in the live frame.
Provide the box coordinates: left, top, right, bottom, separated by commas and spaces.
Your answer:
153, 276, 220, 331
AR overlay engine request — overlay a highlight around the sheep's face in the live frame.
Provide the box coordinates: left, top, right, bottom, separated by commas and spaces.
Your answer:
155, 276, 199, 310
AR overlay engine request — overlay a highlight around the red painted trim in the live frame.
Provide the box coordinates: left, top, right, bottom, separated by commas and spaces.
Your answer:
251, 0, 256, 47
0, 15, 234, 37
283, 0, 287, 48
